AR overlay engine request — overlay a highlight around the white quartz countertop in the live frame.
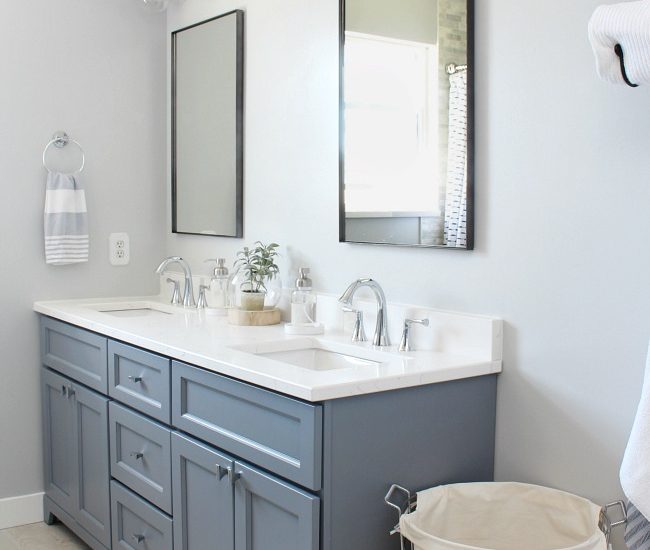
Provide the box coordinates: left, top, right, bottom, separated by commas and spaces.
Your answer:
34, 297, 502, 402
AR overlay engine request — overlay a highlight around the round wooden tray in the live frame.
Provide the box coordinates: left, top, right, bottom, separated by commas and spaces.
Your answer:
227, 307, 281, 326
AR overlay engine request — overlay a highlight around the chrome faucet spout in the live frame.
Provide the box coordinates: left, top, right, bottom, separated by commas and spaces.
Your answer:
156, 256, 195, 308
338, 278, 390, 346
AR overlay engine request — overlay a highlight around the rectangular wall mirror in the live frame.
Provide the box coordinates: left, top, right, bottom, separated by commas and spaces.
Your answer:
339, 0, 473, 249
172, 10, 244, 237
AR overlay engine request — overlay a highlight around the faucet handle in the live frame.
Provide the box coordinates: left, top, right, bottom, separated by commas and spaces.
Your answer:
351, 310, 367, 343
398, 318, 430, 352
166, 278, 182, 305
342, 307, 367, 343
406, 318, 430, 327
196, 284, 210, 309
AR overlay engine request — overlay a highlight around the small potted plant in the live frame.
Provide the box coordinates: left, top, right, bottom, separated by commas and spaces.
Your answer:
234, 241, 280, 311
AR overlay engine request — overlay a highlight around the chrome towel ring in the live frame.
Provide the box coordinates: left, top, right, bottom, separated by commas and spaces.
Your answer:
42, 131, 85, 174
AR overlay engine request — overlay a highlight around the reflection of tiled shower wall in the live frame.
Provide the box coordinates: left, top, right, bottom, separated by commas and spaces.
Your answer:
427, 0, 467, 245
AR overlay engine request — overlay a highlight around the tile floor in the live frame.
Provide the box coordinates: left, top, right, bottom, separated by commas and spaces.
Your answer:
0, 522, 88, 549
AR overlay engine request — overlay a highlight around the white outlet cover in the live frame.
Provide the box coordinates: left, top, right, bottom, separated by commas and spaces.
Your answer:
109, 233, 130, 266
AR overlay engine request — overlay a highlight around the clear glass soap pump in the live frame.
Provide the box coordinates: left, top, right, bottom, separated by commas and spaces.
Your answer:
291, 268, 316, 325
205, 258, 230, 311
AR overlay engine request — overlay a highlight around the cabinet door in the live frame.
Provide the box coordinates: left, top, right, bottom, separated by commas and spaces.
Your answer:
234, 462, 320, 550
71, 382, 111, 548
42, 369, 76, 517
172, 432, 235, 550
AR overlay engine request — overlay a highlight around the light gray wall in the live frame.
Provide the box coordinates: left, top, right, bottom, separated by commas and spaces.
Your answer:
0, 0, 166, 499
167, 2, 650, 548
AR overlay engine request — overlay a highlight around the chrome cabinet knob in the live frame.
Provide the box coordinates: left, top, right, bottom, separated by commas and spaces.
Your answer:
132, 533, 145, 544
130, 451, 144, 460
216, 463, 240, 484
228, 467, 242, 485
127, 375, 143, 383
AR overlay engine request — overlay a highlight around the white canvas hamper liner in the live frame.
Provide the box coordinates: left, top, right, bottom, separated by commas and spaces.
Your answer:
385, 482, 626, 550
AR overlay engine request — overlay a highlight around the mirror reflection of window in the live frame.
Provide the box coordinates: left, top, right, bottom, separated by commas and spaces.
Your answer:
344, 33, 439, 216
340, 0, 472, 249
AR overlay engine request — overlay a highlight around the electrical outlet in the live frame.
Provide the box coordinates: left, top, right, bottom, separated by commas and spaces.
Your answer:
109, 233, 130, 266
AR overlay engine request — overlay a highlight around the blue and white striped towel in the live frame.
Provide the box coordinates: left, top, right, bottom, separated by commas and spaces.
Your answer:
44, 172, 89, 265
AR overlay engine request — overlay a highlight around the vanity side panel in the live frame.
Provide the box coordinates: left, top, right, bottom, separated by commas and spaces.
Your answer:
321, 375, 497, 550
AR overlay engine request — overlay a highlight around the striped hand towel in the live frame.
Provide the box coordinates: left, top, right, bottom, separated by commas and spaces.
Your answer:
44, 172, 89, 265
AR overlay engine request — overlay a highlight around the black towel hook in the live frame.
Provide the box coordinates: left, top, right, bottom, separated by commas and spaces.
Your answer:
614, 43, 639, 88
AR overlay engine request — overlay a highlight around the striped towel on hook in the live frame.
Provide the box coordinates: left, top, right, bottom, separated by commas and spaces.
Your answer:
44, 172, 89, 265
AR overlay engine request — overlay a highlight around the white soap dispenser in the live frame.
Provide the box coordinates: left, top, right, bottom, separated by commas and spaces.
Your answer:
285, 268, 324, 335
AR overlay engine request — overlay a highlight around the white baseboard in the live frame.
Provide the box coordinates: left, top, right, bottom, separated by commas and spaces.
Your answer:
0, 493, 44, 530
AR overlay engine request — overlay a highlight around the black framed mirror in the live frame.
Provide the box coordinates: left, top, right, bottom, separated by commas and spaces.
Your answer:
339, 0, 473, 249
172, 10, 244, 237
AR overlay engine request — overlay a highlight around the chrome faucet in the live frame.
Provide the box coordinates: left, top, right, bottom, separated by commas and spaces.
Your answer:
156, 257, 195, 308
338, 278, 390, 346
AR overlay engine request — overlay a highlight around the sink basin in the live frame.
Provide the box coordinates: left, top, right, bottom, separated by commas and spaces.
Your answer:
101, 308, 172, 318
83, 301, 175, 318
260, 348, 380, 371
232, 338, 401, 372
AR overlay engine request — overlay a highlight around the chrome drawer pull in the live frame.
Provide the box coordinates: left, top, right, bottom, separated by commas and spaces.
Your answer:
228, 467, 241, 485
66, 386, 75, 398
216, 464, 228, 481
61, 385, 67, 397
130, 451, 144, 460
132, 533, 145, 544
127, 375, 143, 383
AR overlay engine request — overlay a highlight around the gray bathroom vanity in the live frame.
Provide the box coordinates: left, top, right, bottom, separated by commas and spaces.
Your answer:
36, 299, 499, 550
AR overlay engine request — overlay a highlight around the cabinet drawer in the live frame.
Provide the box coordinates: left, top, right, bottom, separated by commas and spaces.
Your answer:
172, 361, 323, 490
108, 341, 171, 423
41, 317, 107, 393
111, 481, 173, 550
109, 402, 172, 514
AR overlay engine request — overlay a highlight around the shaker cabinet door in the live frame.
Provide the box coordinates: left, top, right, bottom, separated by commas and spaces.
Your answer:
172, 432, 235, 550
71, 382, 111, 548
42, 368, 77, 517
234, 462, 320, 550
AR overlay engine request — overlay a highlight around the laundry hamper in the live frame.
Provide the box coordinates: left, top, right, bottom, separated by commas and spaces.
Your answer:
384, 482, 627, 550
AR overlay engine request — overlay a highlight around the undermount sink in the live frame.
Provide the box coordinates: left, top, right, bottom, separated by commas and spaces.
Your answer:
261, 348, 380, 371
83, 301, 175, 318
232, 338, 402, 372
